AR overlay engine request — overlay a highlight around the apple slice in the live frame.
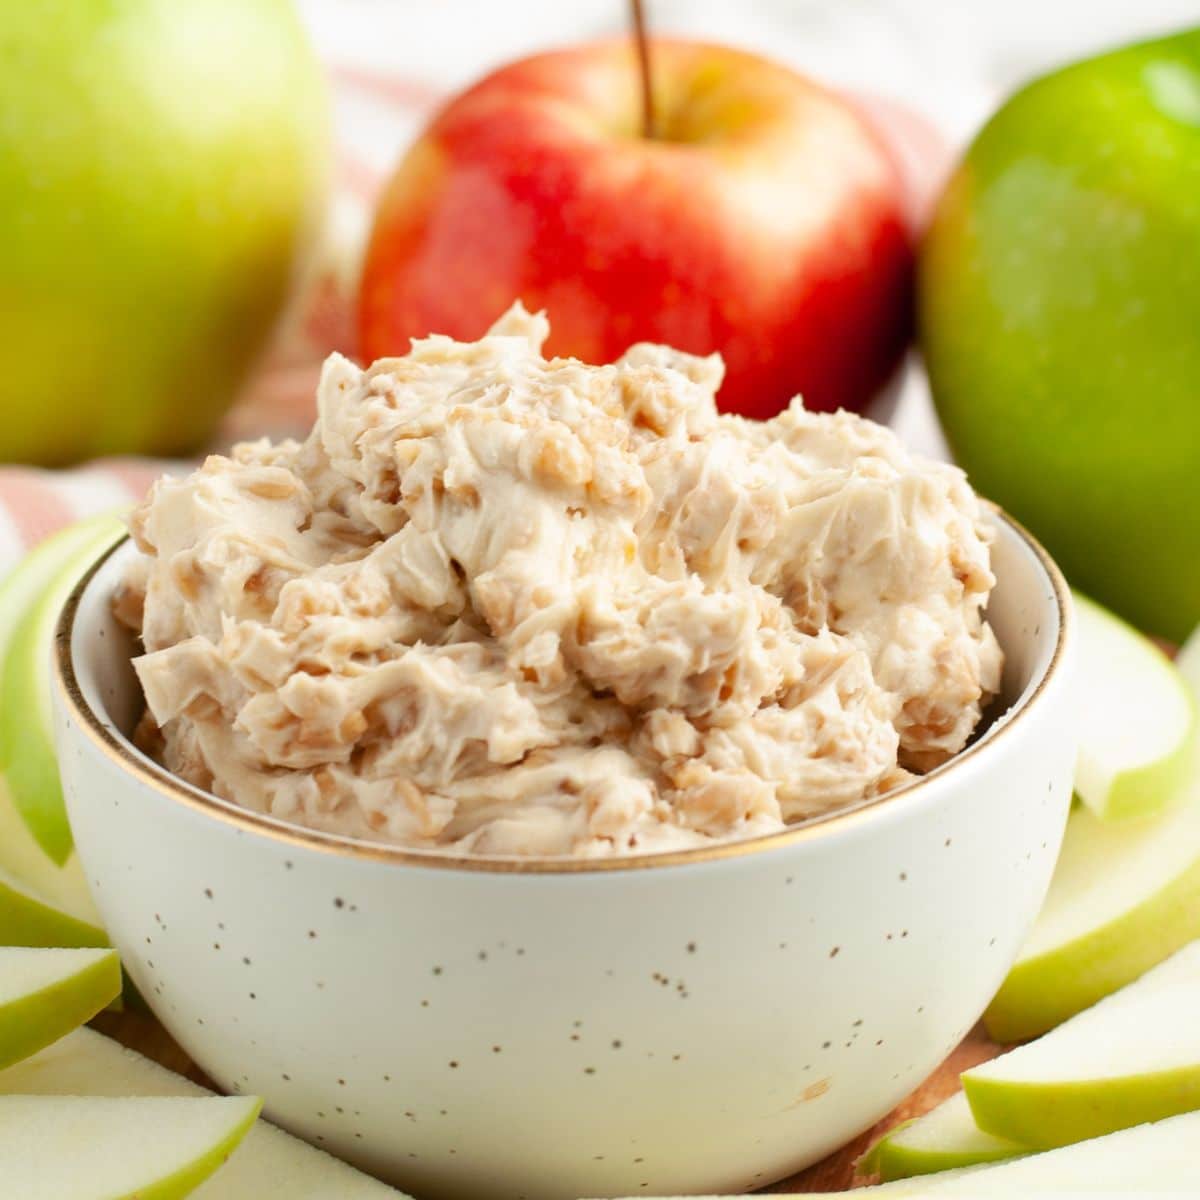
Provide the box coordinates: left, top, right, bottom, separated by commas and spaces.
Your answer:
2, 1027, 412, 1196
654, 1112, 1200, 1197
862, 1092, 1027, 1181
0, 517, 123, 924
966, 940, 1200, 1148
1071, 591, 1195, 822
0, 864, 107, 949
896, 1110, 1200, 1193
0, 513, 125, 866
0, 947, 119, 1070
984, 744, 1200, 1041
0, 1093, 259, 1199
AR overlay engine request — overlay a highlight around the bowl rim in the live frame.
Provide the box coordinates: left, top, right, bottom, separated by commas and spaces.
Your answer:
53, 509, 1071, 875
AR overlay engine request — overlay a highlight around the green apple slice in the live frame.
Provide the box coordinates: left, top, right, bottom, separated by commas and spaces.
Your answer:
0, 1092, 260, 1199
0, 864, 107, 949
0, 513, 126, 866
852, 1113, 1200, 1194
1, 1027, 412, 1196
966, 940, 1200, 1148
862, 1092, 1027, 1181
1072, 591, 1195, 822
0, 517, 123, 923
1178, 627, 1200, 696
635, 1112, 1200, 1196
899, 1109, 1200, 1193
984, 745, 1200, 1041
0, 947, 119, 1070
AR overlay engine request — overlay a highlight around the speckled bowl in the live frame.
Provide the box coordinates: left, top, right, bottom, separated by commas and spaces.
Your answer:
52, 512, 1073, 1200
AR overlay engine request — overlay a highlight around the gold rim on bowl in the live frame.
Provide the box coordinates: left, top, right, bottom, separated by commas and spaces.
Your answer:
53, 510, 1071, 875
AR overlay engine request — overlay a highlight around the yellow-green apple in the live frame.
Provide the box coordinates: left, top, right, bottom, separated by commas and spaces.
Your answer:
3, 1028, 410, 1197
966, 941, 1200, 1149
1071, 592, 1195, 822
0, 0, 329, 465
862, 1093, 1027, 1182
0, 947, 119, 1070
359, 40, 913, 419
0, 1093, 260, 1199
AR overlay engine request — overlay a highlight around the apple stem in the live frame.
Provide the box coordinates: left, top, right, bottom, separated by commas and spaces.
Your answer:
631, 0, 657, 139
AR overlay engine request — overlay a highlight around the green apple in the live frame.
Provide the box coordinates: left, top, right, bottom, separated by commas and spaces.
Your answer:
0, 1093, 260, 1199
920, 28, 1200, 642
3, 1027, 411, 1197
862, 1093, 1027, 1182
0, 0, 329, 465
0, 516, 123, 910
0, 866, 107, 950
0, 515, 126, 865
967, 940, 1200, 1147
1072, 591, 1195, 822
0, 947, 119, 1070
984, 770, 1200, 1042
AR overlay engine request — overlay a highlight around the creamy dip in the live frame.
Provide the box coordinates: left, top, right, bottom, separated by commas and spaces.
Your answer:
120, 305, 1001, 857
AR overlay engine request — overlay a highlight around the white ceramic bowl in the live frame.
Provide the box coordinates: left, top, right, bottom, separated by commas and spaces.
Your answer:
53, 512, 1074, 1200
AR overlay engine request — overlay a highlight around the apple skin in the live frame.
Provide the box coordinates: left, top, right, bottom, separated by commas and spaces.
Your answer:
0, 0, 329, 465
359, 40, 913, 419
920, 29, 1200, 642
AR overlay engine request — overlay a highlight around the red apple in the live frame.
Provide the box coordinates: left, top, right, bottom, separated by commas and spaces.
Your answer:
358, 40, 914, 418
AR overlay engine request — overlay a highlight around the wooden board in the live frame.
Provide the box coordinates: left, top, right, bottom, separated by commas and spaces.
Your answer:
93, 1007, 1004, 1193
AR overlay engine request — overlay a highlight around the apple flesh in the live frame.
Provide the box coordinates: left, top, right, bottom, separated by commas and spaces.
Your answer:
0, 515, 125, 865
0, 947, 119, 1070
0, 1093, 260, 1200
0, 0, 329, 464
1071, 591, 1195, 822
3, 1027, 410, 1197
863, 1093, 1026, 1182
966, 940, 1200, 1148
359, 40, 912, 419
983, 748, 1200, 1042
